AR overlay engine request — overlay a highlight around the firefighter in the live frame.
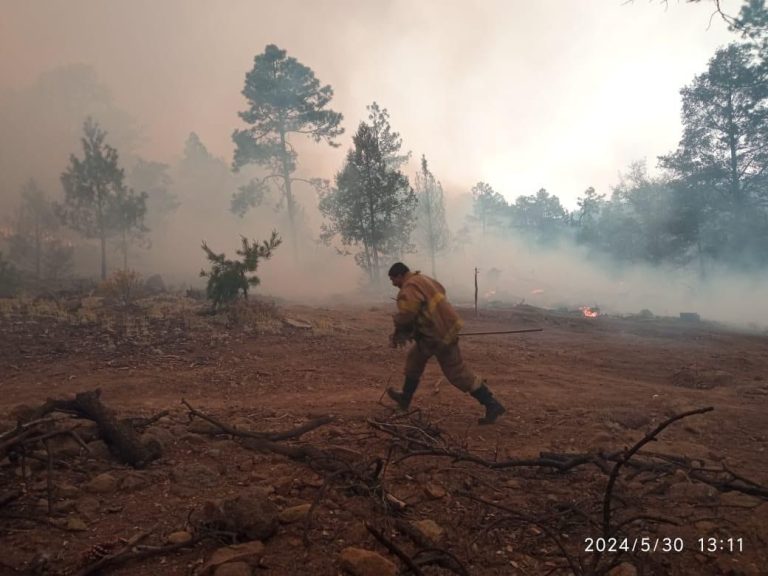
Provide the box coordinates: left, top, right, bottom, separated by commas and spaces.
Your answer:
386, 262, 506, 425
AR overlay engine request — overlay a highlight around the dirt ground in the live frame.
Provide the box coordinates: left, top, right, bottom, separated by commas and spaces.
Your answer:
1, 294, 767, 576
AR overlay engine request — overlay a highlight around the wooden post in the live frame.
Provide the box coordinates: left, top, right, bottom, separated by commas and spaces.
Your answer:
474, 267, 479, 318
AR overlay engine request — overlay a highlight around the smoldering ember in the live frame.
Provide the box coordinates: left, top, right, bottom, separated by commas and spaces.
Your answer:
1, 2, 767, 575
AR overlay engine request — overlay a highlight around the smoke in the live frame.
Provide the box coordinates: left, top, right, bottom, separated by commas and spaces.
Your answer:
405, 212, 768, 329
2, 0, 760, 327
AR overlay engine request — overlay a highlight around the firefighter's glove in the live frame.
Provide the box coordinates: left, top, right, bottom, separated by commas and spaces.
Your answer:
389, 333, 408, 349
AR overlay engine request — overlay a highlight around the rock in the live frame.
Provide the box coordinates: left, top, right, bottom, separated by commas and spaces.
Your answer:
86, 440, 112, 460
167, 531, 193, 545
172, 463, 220, 488
191, 493, 278, 541
719, 491, 762, 508
424, 482, 447, 499
48, 435, 83, 457
57, 483, 80, 499
66, 517, 88, 532
411, 519, 444, 543
608, 563, 637, 576
201, 541, 265, 575
339, 547, 397, 576
504, 478, 522, 490
120, 472, 149, 492
85, 473, 118, 494
668, 481, 715, 501
279, 503, 312, 524
214, 562, 252, 576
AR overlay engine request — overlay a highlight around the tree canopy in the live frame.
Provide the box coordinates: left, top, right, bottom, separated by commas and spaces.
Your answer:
232, 44, 343, 254
58, 118, 147, 278
318, 104, 416, 284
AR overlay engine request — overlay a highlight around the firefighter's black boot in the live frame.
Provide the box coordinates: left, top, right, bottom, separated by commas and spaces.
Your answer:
387, 377, 420, 410
470, 383, 506, 425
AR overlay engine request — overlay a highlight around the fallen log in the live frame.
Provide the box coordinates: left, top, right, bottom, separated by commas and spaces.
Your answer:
28, 390, 161, 469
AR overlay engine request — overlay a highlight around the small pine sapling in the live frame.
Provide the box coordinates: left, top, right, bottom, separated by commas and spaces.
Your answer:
200, 231, 281, 309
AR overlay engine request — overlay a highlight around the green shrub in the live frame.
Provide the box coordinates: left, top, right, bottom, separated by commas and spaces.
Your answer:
200, 231, 281, 309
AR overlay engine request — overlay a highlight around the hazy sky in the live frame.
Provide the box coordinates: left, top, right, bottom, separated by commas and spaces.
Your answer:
1, 0, 740, 208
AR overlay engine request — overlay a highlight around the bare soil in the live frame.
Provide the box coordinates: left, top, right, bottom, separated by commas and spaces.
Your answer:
1, 295, 767, 575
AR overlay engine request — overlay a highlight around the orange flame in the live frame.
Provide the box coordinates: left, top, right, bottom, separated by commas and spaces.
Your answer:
580, 306, 599, 318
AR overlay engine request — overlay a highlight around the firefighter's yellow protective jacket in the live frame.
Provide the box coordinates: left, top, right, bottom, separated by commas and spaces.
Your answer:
393, 271, 462, 345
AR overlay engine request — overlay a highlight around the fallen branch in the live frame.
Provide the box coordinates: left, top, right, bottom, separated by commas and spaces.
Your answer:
23, 390, 161, 469
182, 399, 333, 441
129, 410, 170, 430
74, 522, 208, 576
602, 406, 714, 538
459, 490, 583, 576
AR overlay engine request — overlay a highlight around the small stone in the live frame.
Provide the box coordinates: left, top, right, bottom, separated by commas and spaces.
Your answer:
411, 519, 444, 543
200, 541, 265, 575
167, 531, 193, 545
86, 440, 112, 460
57, 483, 80, 498
424, 482, 446, 499
339, 547, 397, 576
48, 435, 83, 458
279, 503, 312, 524
85, 473, 118, 494
120, 473, 149, 492
719, 492, 762, 508
66, 517, 88, 532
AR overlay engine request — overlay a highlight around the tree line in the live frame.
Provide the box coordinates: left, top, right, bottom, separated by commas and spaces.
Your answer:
1, 0, 766, 293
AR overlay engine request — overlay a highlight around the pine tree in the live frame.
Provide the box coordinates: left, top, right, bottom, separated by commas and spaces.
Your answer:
232, 45, 343, 256
59, 118, 146, 279
414, 155, 449, 277
200, 231, 281, 309
319, 107, 416, 283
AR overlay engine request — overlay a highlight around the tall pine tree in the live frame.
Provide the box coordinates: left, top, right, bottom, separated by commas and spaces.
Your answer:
232, 44, 343, 256
414, 155, 449, 277
319, 106, 416, 283
58, 118, 146, 279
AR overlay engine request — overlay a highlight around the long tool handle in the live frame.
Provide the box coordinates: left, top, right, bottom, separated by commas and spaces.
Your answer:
458, 328, 543, 336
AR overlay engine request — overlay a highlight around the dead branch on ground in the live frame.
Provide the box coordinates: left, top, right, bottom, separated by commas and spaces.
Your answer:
182, 399, 333, 441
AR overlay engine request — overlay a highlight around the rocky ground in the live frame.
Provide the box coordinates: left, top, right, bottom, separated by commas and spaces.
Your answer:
0, 294, 767, 575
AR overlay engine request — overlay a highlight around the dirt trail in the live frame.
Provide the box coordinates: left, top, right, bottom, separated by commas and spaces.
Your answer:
1, 298, 766, 575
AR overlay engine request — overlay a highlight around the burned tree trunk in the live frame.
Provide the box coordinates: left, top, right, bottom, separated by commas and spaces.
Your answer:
35, 389, 161, 469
